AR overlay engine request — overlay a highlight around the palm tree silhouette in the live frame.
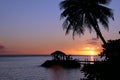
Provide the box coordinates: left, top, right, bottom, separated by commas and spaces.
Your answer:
59, 0, 114, 44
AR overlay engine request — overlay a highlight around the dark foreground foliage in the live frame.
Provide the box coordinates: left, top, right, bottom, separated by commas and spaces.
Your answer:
81, 39, 120, 80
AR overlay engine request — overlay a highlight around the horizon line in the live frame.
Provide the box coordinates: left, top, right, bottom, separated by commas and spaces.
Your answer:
0, 54, 98, 57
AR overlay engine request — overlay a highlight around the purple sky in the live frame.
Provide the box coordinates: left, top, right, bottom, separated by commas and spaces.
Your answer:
0, 0, 120, 55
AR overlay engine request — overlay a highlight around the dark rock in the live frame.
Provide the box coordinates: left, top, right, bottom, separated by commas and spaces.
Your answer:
41, 60, 80, 68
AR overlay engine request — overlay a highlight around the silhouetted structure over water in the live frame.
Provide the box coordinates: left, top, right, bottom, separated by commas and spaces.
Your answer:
41, 50, 80, 68
51, 50, 72, 60
51, 51, 66, 60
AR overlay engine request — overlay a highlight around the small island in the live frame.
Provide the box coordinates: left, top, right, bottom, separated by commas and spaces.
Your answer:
41, 50, 80, 68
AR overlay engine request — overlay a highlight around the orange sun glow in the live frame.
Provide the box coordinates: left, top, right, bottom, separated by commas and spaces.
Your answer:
90, 51, 95, 55
83, 47, 99, 55
69, 46, 101, 55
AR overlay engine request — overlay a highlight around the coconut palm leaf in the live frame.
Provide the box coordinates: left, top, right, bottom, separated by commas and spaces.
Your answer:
60, 0, 114, 44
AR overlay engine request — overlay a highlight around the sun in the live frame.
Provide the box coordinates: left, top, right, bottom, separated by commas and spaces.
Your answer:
83, 46, 98, 55
90, 51, 95, 55
75, 46, 100, 55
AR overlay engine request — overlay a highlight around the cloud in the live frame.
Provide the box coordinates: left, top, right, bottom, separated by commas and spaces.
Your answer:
0, 45, 5, 50
91, 38, 98, 41
0, 41, 5, 51
86, 38, 99, 45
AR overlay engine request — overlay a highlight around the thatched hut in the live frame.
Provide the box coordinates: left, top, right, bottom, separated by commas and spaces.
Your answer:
41, 50, 80, 68
51, 50, 66, 60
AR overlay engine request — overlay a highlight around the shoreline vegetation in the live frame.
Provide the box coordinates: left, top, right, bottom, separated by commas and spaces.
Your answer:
81, 39, 120, 80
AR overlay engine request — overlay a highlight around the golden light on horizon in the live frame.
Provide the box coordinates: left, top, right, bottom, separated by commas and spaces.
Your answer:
81, 46, 99, 55
79, 50, 98, 55
66, 46, 102, 55
90, 51, 95, 55
84, 47, 90, 50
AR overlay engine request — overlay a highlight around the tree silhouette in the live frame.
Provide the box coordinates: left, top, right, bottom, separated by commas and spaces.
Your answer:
81, 39, 120, 80
100, 39, 120, 61
59, 0, 114, 44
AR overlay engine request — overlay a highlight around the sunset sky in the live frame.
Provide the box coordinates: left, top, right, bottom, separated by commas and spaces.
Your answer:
0, 0, 120, 55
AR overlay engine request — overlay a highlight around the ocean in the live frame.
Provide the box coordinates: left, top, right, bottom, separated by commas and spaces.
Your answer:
0, 56, 102, 80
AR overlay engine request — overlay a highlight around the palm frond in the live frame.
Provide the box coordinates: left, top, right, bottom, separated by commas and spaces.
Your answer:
59, 0, 114, 44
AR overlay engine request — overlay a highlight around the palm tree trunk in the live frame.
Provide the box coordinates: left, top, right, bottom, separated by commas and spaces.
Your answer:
97, 29, 106, 44
90, 15, 107, 44
93, 25, 107, 44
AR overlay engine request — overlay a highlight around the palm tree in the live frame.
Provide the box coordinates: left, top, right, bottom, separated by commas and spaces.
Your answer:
59, 0, 114, 44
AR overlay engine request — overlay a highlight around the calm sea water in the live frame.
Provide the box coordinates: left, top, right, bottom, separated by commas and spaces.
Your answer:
0, 56, 102, 80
